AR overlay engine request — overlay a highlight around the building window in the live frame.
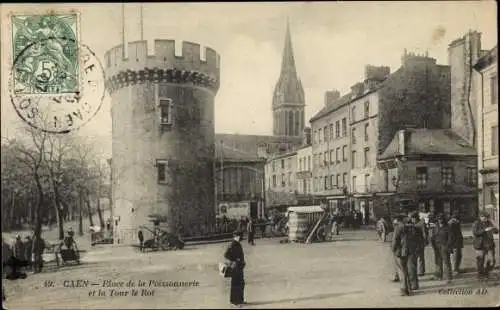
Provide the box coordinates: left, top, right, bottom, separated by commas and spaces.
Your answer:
314, 130, 318, 144
336, 121, 340, 138
343, 173, 347, 187
352, 176, 357, 192
157, 160, 168, 184
351, 106, 356, 123
352, 128, 356, 144
324, 152, 328, 165
336, 148, 340, 163
492, 126, 498, 156
364, 101, 369, 118
364, 147, 370, 168
441, 167, 454, 186
343, 145, 348, 161
288, 172, 292, 186
330, 150, 334, 164
342, 118, 347, 136
308, 156, 311, 171
329, 124, 334, 140
364, 123, 369, 141
281, 159, 285, 169
491, 74, 498, 105
272, 175, 277, 188
331, 175, 335, 188
324, 176, 328, 190
364, 174, 370, 192
467, 167, 477, 186
352, 151, 356, 169
159, 98, 173, 125
416, 167, 428, 187
336, 174, 340, 188
281, 173, 285, 187
324, 126, 328, 142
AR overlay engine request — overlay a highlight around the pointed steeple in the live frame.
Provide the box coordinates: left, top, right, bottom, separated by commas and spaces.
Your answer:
280, 17, 297, 76
272, 18, 305, 138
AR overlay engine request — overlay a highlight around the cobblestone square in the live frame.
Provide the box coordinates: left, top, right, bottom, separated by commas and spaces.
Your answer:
4, 230, 499, 309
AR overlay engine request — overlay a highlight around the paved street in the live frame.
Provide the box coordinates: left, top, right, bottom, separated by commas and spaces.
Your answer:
3, 230, 499, 309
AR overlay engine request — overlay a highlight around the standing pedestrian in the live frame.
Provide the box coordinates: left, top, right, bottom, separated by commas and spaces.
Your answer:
32, 235, 45, 273
431, 214, 453, 284
414, 213, 428, 276
138, 230, 144, 252
472, 211, 499, 280
377, 217, 388, 242
408, 211, 424, 290
24, 235, 33, 272
224, 231, 246, 307
391, 214, 411, 296
247, 219, 255, 246
448, 211, 464, 275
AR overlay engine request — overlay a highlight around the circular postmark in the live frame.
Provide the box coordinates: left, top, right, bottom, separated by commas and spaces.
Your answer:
9, 37, 106, 134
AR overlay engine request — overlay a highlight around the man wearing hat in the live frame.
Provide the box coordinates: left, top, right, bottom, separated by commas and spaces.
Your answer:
408, 211, 425, 289
448, 210, 464, 275
431, 214, 453, 283
391, 213, 413, 296
224, 230, 246, 307
472, 211, 499, 280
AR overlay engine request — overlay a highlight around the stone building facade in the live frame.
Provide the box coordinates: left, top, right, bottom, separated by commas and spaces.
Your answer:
474, 46, 498, 222
105, 40, 220, 244
310, 90, 352, 212
378, 129, 478, 222
265, 150, 298, 207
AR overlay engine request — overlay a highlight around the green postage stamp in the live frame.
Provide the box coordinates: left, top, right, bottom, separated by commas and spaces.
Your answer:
11, 14, 79, 94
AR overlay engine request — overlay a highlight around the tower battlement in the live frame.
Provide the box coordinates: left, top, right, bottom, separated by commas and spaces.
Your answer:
104, 40, 221, 93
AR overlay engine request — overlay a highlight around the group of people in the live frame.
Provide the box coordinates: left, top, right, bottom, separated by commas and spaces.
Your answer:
390, 209, 498, 296
2, 234, 46, 278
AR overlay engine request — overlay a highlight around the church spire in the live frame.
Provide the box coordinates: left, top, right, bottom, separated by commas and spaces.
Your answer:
281, 17, 297, 76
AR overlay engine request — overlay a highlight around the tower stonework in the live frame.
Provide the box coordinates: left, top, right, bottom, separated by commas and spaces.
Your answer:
272, 21, 305, 139
448, 31, 482, 147
105, 40, 220, 245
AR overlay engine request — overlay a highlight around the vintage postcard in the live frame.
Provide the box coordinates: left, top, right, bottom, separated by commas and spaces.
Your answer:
1, 2, 498, 309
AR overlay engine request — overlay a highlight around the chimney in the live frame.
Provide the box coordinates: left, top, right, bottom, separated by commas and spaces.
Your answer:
398, 129, 412, 155
324, 90, 340, 106
303, 127, 312, 146
350, 82, 364, 97
257, 143, 268, 158
365, 65, 391, 82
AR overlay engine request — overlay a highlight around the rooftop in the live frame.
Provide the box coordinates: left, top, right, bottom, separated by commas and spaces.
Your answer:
379, 129, 477, 160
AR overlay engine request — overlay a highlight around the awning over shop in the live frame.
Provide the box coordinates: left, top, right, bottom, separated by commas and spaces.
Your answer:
287, 205, 324, 213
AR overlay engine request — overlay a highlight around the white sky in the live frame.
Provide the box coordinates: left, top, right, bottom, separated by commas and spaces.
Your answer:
1, 2, 497, 158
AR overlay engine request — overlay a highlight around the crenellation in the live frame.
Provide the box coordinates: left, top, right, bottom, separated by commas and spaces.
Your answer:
104, 39, 220, 85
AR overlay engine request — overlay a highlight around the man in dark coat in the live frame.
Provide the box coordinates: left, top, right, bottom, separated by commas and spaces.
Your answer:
431, 214, 453, 283
414, 213, 428, 276
448, 211, 464, 274
472, 211, 499, 280
391, 213, 413, 296
224, 231, 246, 307
24, 235, 33, 271
32, 235, 46, 273
247, 219, 255, 246
408, 212, 424, 290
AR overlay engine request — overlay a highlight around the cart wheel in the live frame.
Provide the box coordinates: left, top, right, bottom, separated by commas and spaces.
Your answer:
316, 226, 326, 242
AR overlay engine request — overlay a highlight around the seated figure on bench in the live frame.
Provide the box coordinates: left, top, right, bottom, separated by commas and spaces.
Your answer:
59, 228, 78, 252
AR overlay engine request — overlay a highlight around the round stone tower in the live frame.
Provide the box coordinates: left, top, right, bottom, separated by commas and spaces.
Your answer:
104, 40, 220, 245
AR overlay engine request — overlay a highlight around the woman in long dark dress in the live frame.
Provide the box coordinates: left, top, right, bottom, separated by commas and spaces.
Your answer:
224, 231, 246, 307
